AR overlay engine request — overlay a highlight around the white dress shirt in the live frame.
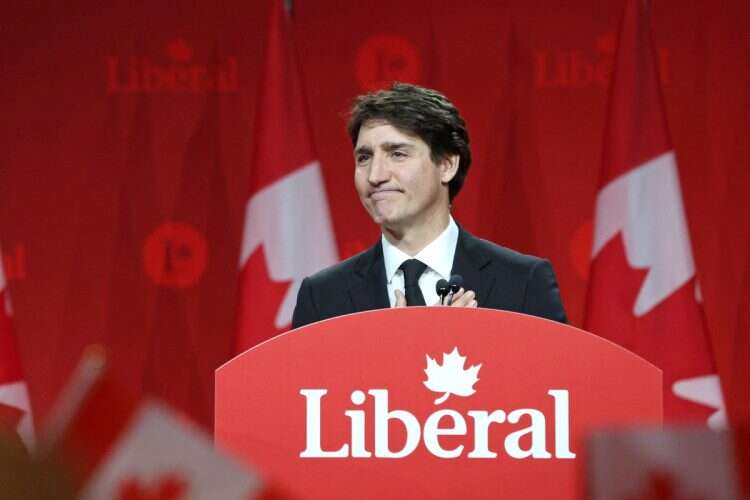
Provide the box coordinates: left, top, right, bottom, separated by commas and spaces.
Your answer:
382, 217, 459, 307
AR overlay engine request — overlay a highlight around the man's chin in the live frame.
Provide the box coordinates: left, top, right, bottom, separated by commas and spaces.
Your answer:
367, 208, 397, 226
366, 207, 414, 232
377, 218, 409, 235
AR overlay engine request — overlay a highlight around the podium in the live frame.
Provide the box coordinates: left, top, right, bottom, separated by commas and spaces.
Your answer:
216, 308, 661, 499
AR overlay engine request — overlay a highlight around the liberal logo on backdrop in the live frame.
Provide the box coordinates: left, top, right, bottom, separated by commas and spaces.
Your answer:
300, 347, 575, 460
107, 38, 239, 94
354, 33, 423, 92
535, 33, 671, 89
143, 222, 207, 288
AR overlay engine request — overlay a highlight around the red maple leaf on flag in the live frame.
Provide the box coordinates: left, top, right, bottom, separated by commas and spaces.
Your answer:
236, 246, 293, 348
116, 474, 187, 500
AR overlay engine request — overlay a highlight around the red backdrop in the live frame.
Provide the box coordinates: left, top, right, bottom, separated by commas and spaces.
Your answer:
0, 0, 747, 429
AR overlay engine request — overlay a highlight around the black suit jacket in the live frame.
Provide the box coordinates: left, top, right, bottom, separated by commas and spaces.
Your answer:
292, 227, 567, 329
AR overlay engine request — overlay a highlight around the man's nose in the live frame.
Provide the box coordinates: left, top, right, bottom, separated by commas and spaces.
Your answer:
368, 154, 389, 185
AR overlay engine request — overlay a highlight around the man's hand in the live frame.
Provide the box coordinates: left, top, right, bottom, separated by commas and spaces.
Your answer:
393, 288, 478, 307
444, 288, 478, 308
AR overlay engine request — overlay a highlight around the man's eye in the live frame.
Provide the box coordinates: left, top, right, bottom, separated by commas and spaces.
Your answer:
392, 150, 407, 159
356, 154, 371, 163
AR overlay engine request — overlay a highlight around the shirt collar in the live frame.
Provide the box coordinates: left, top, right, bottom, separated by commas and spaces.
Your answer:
382, 216, 459, 283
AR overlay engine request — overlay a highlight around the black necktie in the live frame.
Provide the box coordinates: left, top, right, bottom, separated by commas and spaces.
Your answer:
400, 259, 427, 306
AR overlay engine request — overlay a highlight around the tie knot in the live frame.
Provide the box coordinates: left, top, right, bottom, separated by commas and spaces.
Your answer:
400, 259, 427, 286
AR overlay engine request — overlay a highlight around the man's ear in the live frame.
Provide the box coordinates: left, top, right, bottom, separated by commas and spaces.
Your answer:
439, 154, 460, 184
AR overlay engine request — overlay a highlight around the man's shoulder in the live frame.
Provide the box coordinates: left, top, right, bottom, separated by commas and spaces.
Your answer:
458, 228, 567, 323
460, 229, 547, 270
303, 242, 379, 288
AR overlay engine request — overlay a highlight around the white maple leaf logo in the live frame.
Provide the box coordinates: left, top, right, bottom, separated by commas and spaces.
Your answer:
423, 347, 481, 405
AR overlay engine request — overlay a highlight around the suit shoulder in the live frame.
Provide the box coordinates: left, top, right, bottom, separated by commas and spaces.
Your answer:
467, 234, 547, 270
461, 231, 567, 323
303, 245, 375, 287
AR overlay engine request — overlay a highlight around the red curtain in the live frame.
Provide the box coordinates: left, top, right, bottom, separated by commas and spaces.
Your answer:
0, 0, 747, 428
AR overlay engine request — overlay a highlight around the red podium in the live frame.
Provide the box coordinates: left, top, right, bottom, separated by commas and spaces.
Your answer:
216, 308, 661, 499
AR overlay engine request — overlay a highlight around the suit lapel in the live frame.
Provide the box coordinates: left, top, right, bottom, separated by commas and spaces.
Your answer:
451, 227, 496, 305
348, 240, 390, 312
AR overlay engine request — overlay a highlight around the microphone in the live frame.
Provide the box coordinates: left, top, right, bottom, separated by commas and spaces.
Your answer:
448, 275, 463, 293
445, 274, 464, 306
435, 279, 449, 305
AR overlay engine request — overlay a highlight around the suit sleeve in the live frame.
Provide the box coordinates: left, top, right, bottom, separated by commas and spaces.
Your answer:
522, 259, 568, 324
292, 277, 319, 329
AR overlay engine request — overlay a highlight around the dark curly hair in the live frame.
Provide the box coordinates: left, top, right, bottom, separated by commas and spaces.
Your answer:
347, 83, 472, 201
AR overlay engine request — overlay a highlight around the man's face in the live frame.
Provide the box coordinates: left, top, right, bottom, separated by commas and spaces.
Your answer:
354, 120, 456, 232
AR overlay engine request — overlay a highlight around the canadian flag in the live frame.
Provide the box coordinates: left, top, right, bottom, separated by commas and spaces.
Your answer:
234, 0, 338, 352
0, 246, 34, 449
584, 0, 722, 424
42, 351, 263, 499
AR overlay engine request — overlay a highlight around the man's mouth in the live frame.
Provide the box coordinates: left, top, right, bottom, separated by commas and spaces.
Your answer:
370, 189, 402, 201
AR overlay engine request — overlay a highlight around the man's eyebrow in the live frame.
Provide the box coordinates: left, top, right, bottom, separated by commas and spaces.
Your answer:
381, 142, 413, 151
354, 142, 414, 156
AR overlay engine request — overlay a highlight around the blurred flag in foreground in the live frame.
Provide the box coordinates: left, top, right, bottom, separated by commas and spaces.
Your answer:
41, 349, 263, 499
588, 427, 742, 499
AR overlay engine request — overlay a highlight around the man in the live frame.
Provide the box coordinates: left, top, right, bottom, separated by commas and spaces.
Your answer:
292, 83, 566, 328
